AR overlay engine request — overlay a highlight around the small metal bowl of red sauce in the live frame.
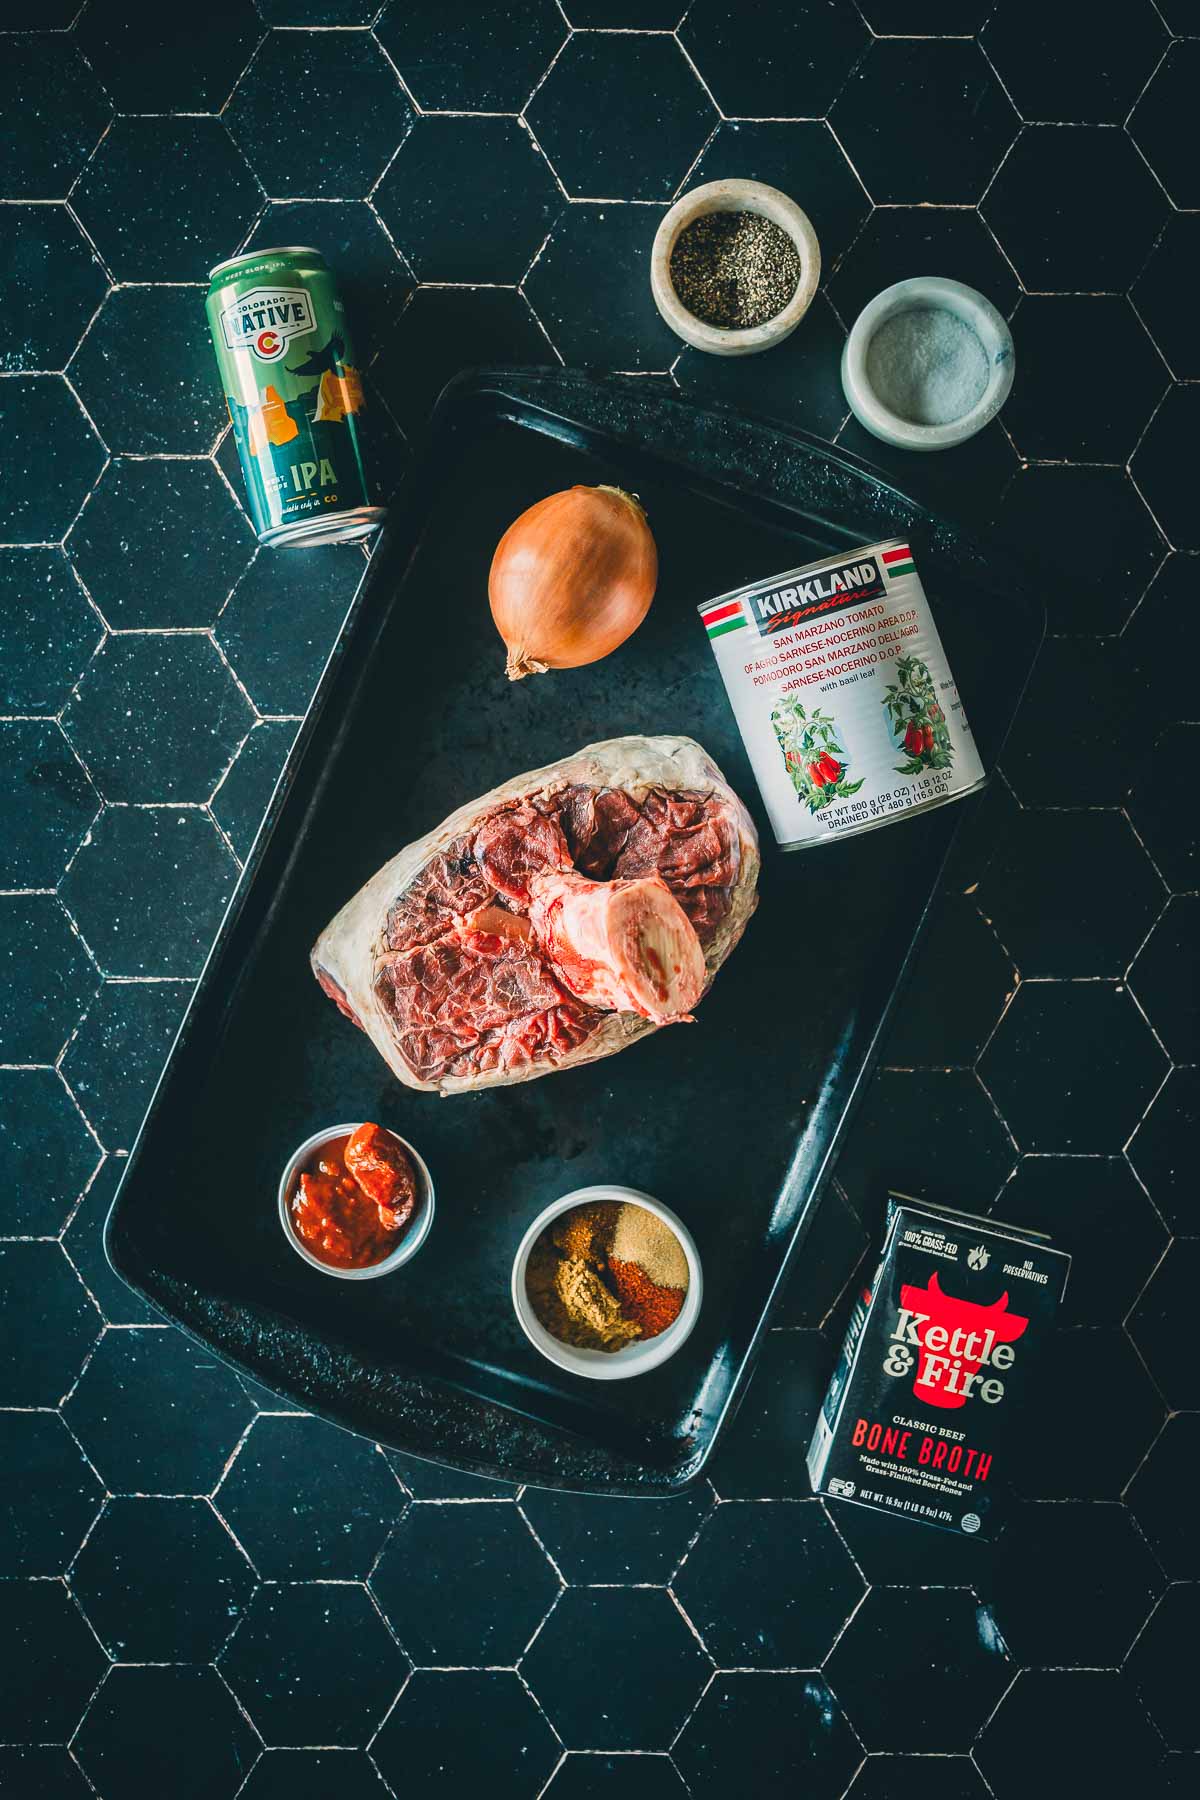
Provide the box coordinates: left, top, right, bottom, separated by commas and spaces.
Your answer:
278, 1122, 434, 1280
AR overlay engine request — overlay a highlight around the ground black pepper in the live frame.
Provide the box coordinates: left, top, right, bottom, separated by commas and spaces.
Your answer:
670, 211, 801, 330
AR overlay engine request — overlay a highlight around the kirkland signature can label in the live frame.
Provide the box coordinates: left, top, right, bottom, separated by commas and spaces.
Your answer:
699, 539, 985, 850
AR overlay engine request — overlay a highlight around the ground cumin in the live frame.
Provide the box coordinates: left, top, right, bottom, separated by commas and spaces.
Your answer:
527, 1200, 689, 1353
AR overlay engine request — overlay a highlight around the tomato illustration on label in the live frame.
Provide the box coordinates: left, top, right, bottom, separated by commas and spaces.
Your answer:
884, 654, 955, 777
772, 698, 864, 814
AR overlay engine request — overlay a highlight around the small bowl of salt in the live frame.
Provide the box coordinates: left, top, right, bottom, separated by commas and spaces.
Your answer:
842, 276, 1014, 452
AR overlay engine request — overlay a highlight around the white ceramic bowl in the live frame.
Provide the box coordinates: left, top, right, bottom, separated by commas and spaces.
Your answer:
841, 275, 1015, 452
651, 178, 821, 357
278, 1122, 434, 1280
512, 1185, 702, 1381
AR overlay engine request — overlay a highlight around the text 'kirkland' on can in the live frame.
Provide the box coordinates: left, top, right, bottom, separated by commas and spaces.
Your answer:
205, 246, 385, 549
699, 537, 985, 851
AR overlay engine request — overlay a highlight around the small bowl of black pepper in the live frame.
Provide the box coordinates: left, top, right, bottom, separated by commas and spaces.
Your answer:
651, 178, 821, 357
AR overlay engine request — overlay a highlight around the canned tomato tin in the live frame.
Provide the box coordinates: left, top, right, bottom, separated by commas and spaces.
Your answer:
205, 246, 385, 548
700, 538, 985, 850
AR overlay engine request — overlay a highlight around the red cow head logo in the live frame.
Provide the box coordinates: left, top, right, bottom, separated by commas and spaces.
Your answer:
895, 1270, 1029, 1410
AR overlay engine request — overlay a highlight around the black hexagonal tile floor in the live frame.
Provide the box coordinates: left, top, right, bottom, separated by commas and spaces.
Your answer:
987, 1501, 1160, 1668
0, 1066, 99, 1237
829, 206, 1017, 334
0, 719, 97, 888
211, 719, 297, 862
1128, 724, 1200, 894
523, 1589, 709, 1749
242, 202, 413, 364
825, 1590, 1009, 1752
76, 0, 262, 113
227, 30, 412, 199
1128, 1585, 1200, 1752
990, 466, 1165, 636
0, 550, 100, 714
0, 376, 105, 543
71, 1496, 256, 1661
675, 294, 848, 440
981, 0, 1168, 125
706, 1330, 832, 1500
1129, 41, 1200, 210
524, 203, 678, 368
980, 982, 1168, 1154
216, 546, 365, 716
68, 458, 255, 630
214, 1414, 403, 1580
373, 1670, 559, 1797
1, 204, 106, 374
1129, 896, 1199, 1065
0, 1747, 93, 1798
238, 1750, 390, 1800
673, 1501, 864, 1669
372, 284, 553, 435
1132, 215, 1200, 382
545, 1754, 688, 1799
825, 1496, 990, 1590
1132, 385, 1200, 552
385, 1450, 519, 1501
834, 1069, 1015, 1215
0, 1580, 106, 1744
74, 1666, 259, 1800
879, 894, 1016, 1068
62, 633, 253, 804
221, 1582, 406, 1747
1130, 1239, 1200, 1412
857, 0, 991, 25
994, 1157, 1167, 1329
63, 1157, 160, 1327
1001, 639, 1131, 809
848, 1758, 990, 1800
377, 0, 565, 111
60, 806, 238, 978
0, 1411, 102, 1578
527, 33, 713, 201
1126, 556, 1200, 736
680, 0, 867, 121
836, 414, 1019, 535
1127, 1416, 1200, 1581
686, 121, 869, 278
1017, 1328, 1163, 1499
673, 1674, 861, 1800
520, 1482, 712, 1585
830, 39, 1017, 205
1128, 1068, 1197, 1234
0, 895, 100, 1064
69, 286, 228, 455
1003, 296, 1166, 463
976, 1671, 1160, 1797
64, 1325, 254, 1494
3, 38, 110, 200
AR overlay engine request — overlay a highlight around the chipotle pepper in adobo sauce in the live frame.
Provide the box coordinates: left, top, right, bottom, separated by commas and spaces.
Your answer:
290, 1123, 418, 1270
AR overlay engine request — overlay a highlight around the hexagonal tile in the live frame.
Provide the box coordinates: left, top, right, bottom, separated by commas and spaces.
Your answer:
1127, 1416, 1200, 1580
681, 0, 867, 120
545, 1755, 688, 1800
216, 547, 365, 717
1131, 1239, 1200, 1410
1129, 41, 1200, 209
527, 34, 713, 201
523, 1589, 709, 1748
0, 720, 97, 888
566, 0, 686, 19
857, 0, 991, 24
1131, 216, 1200, 382
1128, 724, 1200, 894
72, 117, 260, 286
878, 894, 1016, 1068
68, 458, 255, 630
372, 284, 553, 434
530, 202, 687, 370
686, 121, 869, 277
834, 1069, 1016, 1214
1129, 896, 1199, 1065
707, 1330, 832, 1499
836, 414, 1019, 534
71, 1496, 256, 1661
64, 1325, 253, 1493
1132, 385, 1200, 552
0, 895, 100, 1064
0, 1749, 92, 1798
2, 39, 110, 199
239, 1751, 390, 1800
68, 286, 226, 456
1128, 1069, 1197, 1233
211, 719, 297, 863
385, 1450, 519, 1501
375, 115, 560, 283
242, 201, 412, 363
62, 1156, 160, 1326
74, 1666, 259, 1800
75, 0, 263, 112
979, 982, 1168, 1153
675, 293, 848, 439
1002, 639, 1130, 809
60, 806, 238, 978
994, 1157, 1167, 1328
673, 1501, 863, 1669
378, 0, 564, 110
1017, 1328, 1163, 1498
826, 1590, 1009, 1752
0, 376, 105, 543
987, 1501, 1160, 1668
372, 1671, 559, 1797
0, 1412, 102, 1578
848, 1759, 990, 1800
372, 1502, 557, 1665
0, 1067, 100, 1237
214, 1414, 403, 1580
1126, 556, 1200, 735
1, 205, 106, 374
989, 467, 1165, 635
830, 40, 1017, 204
825, 1496, 990, 1590
976, 811, 1164, 977
227, 30, 412, 199
830, 206, 1017, 333
1003, 297, 1166, 462
0, 550, 101, 713
976, 1671, 1160, 1797
1129, 1586, 1200, 1751
0, 1581, 106, 1744
981, 0, 1168, 124
520, 1481, 712, 1584
674, 1674, 860, 1800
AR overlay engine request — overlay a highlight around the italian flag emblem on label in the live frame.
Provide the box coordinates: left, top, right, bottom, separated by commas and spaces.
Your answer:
882, 544, 916, 579
701, 599, 747, 639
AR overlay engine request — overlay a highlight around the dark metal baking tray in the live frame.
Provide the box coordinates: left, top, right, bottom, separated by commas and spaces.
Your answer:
106, 368, 1043, 1494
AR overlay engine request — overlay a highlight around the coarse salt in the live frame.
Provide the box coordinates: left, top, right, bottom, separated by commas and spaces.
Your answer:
865, 307, 990, 428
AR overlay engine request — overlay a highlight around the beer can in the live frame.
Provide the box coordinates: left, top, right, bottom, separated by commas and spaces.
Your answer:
699, 538, 986, 850
205, 246, 386, 548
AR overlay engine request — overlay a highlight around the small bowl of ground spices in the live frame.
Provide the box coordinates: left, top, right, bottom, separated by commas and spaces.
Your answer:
513, 1186, 702, 1380
651, 178, 821, 357
278, 1121, 434, 1280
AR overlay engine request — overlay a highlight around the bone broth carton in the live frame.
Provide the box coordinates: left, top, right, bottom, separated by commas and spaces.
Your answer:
808, 1195, 1070, 1536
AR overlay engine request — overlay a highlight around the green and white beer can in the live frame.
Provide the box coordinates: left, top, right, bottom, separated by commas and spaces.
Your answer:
205, 246, 386, 548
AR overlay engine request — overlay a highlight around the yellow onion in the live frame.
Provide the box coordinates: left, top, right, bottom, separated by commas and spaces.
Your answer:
489, 484, 658, 680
